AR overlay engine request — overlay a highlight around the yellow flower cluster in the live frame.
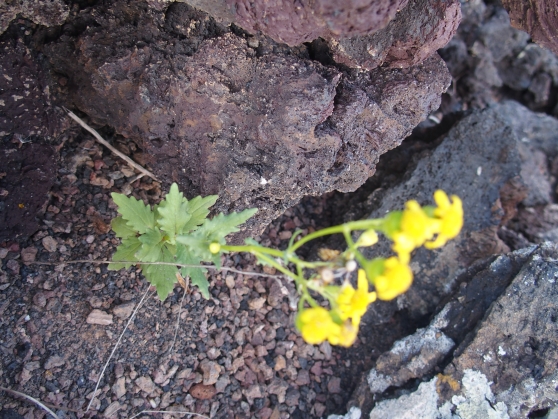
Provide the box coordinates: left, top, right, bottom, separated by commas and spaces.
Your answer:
296, 190, 463, 346
297, 269, 376, 347
393, 190, 463, 263
373, 190, 463, 300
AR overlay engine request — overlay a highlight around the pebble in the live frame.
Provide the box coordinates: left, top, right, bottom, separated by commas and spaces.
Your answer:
327, 376, 342, 394
86, 309, 113, 325
200, 360, 221, 385
112, 302, 135, 319
6, 259, 20, 274
190, 383, 216, 400
249, 297, 266, 310
103, 401, 122, 417
0, 248, 8, 259
136, 376, 157, 395
21, 246, 38, 263
44, 355, 65, 369
41, 236, 58, 253
112, 376, 126, 399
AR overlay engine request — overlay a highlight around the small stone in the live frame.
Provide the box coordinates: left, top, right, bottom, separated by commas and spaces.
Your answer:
200, 360, 222, 385
32, 292, 47, 307
256, 345, 268, 357
86, 309, 113, 325
319, 341, 332, 360
86, 235, 95, 244
136, 376, 157, 395
278, 231, 292, 240
225, 275, 235, 288
112, 302, 135, 319
44, 355, 65, 369
327, 377, 342, 394
112, 376, 126, 399
285, 388, 300, 407
243, 384, 263, 402
21, 246, 37, 263
41, 236, 57, 253
190, 384, 216, 400
274, 355, 286, 371
215, 375, 230, 393
296, 369, 310, 386
88, 296, 103, 308
249, 297, 266, 310
6, 259, 20, 274
103, 401, 122, 417
0, 248, 8, 259
314, 402, 326, 417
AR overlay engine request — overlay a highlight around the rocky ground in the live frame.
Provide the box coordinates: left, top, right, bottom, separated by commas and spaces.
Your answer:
1, 0, 558, 418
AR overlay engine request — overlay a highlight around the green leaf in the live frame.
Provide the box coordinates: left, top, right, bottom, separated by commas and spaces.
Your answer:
111, 193, 155, 234
111, 216, 136, 239
176, 232, 213, 261
136, 228, 165, 262
142, 245, 178, 300
198, 208, 258, 239
180, 195, 219, 233
176, 244, 210, 299
109, 236, 142, 270
157, 183, 192, 243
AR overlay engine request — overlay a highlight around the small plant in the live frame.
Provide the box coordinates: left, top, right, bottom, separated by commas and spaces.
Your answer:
110, 184, 463, 347
109, 183, 256, 299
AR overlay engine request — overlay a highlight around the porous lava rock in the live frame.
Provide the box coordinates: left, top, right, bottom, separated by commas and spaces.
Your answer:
328, 0, 462, 70
44, 2, 451, 237
0, 0, 69, 35
501, 0, 558, 56
364, 242, 558, 418
176, 0, 461, 70
0, 141, 57, 242
0, 40, 63, 140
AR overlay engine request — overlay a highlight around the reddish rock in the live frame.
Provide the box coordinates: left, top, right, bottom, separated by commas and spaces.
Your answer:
328, 0, 462, 70
190, 383, 217, 400
501, 0, 558, 56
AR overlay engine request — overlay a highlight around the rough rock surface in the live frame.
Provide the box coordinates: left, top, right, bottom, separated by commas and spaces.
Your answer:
0, 40, 62, 139
177, 0, 410, 47
328, 0, 461, 70
501, 0, 558, 56
0, 0, 69, 35
44, 2, 451, 237
365, 242, 558, 418
439, 0, 558, 112
0, 141, 57, 242
360, 102, 534, 323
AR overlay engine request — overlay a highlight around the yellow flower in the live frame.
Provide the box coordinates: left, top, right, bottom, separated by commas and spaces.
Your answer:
297, 307, 341, 345
425, 190, 463, 249
373, 257, 413, 301
392, 200, 440, 263
328, 321, 359, 347
336, 269, 377, 324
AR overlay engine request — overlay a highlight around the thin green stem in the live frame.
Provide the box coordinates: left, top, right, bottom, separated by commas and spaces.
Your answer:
222, 244, 284, 258
289, 219, 384, 252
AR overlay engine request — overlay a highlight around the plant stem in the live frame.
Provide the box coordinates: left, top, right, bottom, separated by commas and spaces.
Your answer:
289, 219, 384, 252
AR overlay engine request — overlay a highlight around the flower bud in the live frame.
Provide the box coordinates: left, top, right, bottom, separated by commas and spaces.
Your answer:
356, 230, 378, 247
209, 242, 221, 254
345, 260, 357, 272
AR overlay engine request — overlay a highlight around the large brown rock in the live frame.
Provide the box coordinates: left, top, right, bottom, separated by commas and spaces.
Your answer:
501, 0, 558, 56
44, 2, 451, 237
328, 0, 462, 70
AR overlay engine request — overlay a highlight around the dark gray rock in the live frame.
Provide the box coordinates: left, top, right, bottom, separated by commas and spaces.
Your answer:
357, 242, 558, 418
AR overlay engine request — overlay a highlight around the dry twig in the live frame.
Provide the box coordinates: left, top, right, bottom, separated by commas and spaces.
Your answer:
86, 285, 154, 412
64, 107, 159, 182
30, 260, 283, 279
0, 387, 59, 419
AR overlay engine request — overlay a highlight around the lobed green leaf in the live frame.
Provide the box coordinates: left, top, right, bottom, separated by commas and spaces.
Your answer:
112, 193, 155, 234
157, 183, 192, 243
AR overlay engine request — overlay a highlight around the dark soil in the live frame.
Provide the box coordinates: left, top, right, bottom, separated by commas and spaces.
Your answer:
1, 0, 558, 418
